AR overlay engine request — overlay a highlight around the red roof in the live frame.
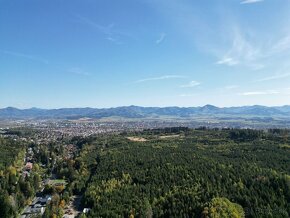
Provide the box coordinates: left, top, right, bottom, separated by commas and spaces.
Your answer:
25, 162, 33, 170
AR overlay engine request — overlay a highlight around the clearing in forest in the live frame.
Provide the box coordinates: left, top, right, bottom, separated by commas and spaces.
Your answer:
126, 137, 147, 142
159, 134, 181, 139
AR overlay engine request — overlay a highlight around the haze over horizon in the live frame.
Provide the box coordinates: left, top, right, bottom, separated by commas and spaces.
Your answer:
2, 104, 290, 111
1, 0, 290, 109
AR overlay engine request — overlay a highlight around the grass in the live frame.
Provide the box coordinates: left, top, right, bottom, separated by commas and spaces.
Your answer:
48, 179, 67, 186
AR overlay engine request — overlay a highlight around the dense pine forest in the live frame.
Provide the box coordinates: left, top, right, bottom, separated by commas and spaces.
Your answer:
63, 128, 290, 218
1, 128, 290, 217
0, 137, 26, 171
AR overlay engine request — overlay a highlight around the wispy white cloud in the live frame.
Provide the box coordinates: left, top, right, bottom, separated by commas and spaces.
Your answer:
107, 37, 116, 42
256, 72, 290, 82
150, 0, 288, 75
180, 80, 200, 88
240, 0, 264, 4
0, 49, 48, 64
106, 36, 123, 45
156, 33, 167, 44
272, 35, 290, 53
75, 14, 130, 44
224, 85, 239, 90
239, 90, 279, 96
216, 57, 239, 66
134, 75, 185, 83
215, 27, 290, 70
76, 15, 114, 34
68, 68, 90, 76
179, 93, 197, 97
215, 28, 262, 69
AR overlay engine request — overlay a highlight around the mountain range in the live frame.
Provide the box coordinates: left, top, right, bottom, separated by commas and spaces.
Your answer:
1, 105, 290, 119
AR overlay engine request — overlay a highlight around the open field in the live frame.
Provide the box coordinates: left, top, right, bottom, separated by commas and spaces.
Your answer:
159, 134, 181, 139
126, 137, 147, 142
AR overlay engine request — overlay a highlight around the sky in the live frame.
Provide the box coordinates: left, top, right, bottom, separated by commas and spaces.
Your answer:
1, 0, 290, 108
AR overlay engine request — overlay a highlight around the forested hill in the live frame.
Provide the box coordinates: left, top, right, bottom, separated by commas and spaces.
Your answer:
1, 105, 290, 119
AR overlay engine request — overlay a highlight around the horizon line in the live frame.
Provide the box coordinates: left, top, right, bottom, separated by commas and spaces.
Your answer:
1, 104, 290, 110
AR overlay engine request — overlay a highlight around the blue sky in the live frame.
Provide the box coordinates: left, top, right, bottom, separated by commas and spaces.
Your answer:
1, 0, 290, 108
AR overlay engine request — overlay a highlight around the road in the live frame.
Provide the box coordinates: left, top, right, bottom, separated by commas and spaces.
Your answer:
63, 195, 82, 218
20, 196, 41, 217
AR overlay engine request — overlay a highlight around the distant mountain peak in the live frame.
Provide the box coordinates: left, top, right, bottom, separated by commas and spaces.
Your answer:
4, 107, 19, 111
203, 104, 218, 109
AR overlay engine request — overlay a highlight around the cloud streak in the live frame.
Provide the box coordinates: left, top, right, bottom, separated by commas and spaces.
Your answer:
256, 72, 290, 82
156, 33, 166, 44
76, 15, 115, 35
179, 93, 197, 97
272, 35, 290, 53
239, 90, 279, 96
134, 75, 186, 83
75, 14, 130, 44
0, 50, 48, 64
215, 28, 262, 68
240, 0, 264, 4
224, 85, 239, 90
216, 57, 238, 66
68, 68, 90, 76
180, 80, 200, 88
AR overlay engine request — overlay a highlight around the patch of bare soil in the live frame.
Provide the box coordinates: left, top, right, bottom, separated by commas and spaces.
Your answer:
159, 134, 180, 139
127, 137, 147, 142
